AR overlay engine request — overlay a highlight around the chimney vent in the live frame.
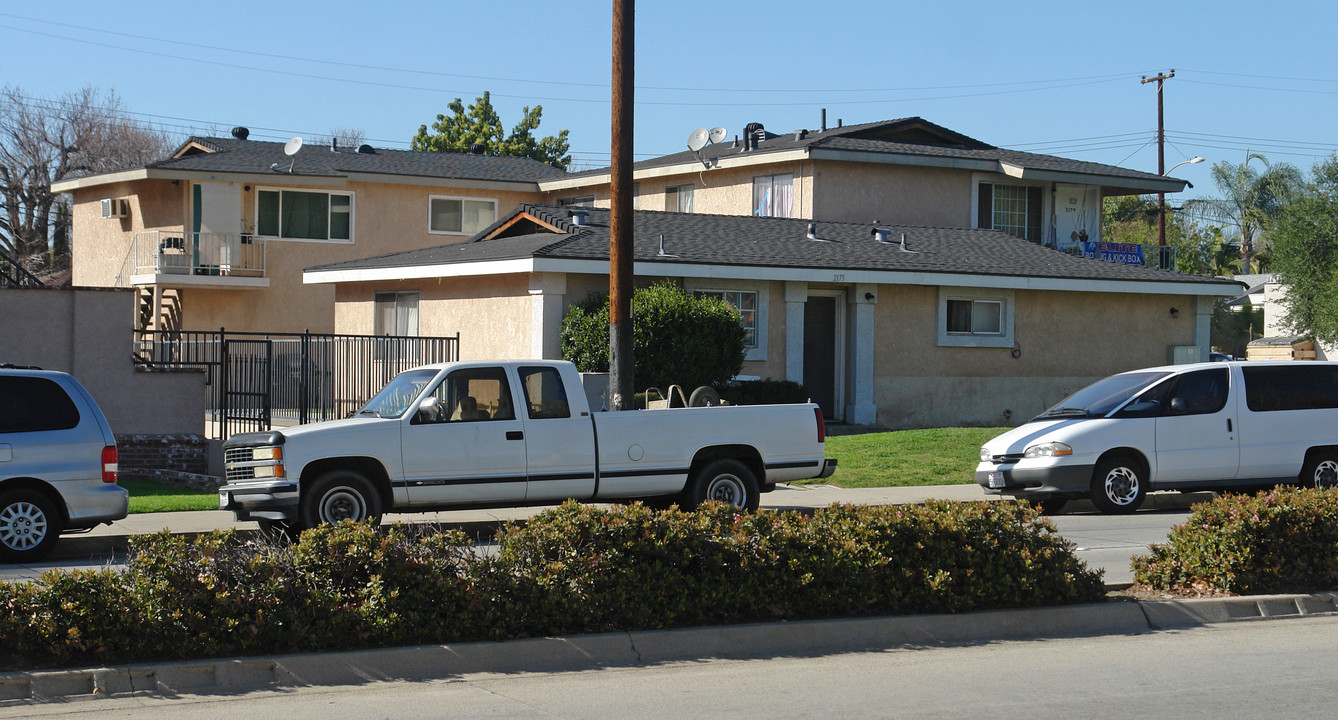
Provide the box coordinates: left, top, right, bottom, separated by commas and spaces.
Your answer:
568, 209, 590, 227
470, 142, 486, 155
231, 126, 249, 141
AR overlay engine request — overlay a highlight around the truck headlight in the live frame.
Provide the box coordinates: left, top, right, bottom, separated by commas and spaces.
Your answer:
1024, 442, 1073, 458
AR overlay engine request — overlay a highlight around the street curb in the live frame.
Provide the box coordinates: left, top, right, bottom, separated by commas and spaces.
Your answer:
3, 593, 1336, 704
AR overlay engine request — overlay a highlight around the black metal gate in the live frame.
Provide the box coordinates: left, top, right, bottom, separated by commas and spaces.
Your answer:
134, 329, 460, 439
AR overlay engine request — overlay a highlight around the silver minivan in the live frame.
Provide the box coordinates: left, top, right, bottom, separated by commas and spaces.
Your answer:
0, 368, 129, 561
976, 361, 1338, 514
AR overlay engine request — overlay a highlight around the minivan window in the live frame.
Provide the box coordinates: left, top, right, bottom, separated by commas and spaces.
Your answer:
1243, 365, 1338, 412
0, 376, 80, 433
1163, 367, 1230, 416
1034, 371, 1172, 420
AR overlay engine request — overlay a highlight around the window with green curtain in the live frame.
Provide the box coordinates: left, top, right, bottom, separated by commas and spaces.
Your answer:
281, 191, 328, 240
257, 189, 352, 241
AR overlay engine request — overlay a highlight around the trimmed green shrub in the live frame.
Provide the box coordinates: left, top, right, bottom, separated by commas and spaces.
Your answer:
560, 282, 746, 391
0, 501, 1103, 671
715, 378, 810, 406
1131, 487, 1338, 595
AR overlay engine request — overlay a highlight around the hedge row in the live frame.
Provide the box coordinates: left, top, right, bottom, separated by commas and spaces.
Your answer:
1131, 487, 1338, 595
0, 501, 1103, 671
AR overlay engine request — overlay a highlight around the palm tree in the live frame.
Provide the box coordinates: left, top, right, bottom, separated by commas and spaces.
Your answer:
1182, 153, 1303, 274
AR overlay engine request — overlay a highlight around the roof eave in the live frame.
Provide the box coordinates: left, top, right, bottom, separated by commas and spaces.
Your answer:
538, 149, 812, 191
997, 162, 1187, 194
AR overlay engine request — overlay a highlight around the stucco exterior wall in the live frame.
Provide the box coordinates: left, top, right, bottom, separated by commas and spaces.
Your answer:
811, 161, 971, 227
334, 275, 532, 360
871, 286, 1200, 429
0, 287, 204, 434
70, 179, 186, 286
546, 160, 816, 219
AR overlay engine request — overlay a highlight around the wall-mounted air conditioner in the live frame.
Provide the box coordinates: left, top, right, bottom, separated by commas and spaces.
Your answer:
100, 198, 130, 219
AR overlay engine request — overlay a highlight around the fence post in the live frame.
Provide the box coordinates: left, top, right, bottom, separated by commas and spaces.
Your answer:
300, 329, 310, 425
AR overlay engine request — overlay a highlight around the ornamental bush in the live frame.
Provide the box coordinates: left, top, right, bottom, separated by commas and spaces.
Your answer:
560, 282, 746, 392
1131, 487, 1338, 595
0, 501, 1104, 671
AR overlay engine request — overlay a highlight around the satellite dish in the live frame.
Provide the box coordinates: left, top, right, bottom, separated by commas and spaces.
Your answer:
686, 128, 709, 153
708, 127, 727, 144
284, 136, 304, 156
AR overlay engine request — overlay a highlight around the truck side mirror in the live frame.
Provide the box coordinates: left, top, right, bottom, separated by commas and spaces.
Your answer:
414, 396, 443, 424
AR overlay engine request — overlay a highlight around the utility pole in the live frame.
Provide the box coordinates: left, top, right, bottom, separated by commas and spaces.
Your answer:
1141, 70, 1174, 247
609, 0, 634, 410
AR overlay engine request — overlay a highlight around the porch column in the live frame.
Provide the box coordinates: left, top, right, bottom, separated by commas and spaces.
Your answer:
846, 283, 877, 425
150, 285, 164, 331
784, 281, 807, 384
530, 272, 567, 359
1194, 295, 1213, 360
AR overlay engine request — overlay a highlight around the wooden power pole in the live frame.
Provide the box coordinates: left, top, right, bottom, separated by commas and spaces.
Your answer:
1141, 70, 1174, 247
609, 0, 635, 410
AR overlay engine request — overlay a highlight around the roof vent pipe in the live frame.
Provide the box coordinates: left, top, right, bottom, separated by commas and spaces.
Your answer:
820, 109, 827, 132
838, 119, 843, 128
231, 126, 249, 141
568, 209, 589, 227
872, 227, 893, 244
330, 137, 338, 152
795, 129, 807, 141
806, 223, 834, 242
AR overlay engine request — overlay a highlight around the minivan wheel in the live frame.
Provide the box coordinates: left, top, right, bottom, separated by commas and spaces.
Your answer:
1090, 456, 1147, 514
300, 471, 383, 528
1302, 453, 1338, 490
0, 490, 60, 563
685, 459, 760, 512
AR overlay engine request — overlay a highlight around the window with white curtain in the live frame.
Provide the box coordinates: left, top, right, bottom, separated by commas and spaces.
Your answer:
666, 184, 694, 213
374, 291, 419, 336
752, 173, 794, 217
429, 196, 496, 235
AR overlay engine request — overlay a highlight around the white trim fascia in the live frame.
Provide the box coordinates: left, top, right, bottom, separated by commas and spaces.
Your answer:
993, 167, 1185, 194
51, 169, 150, 193
304, 257, 537, 284
130, 274, 270, 288
808, 147, 998, 172
343, 172, 541, 192
538, 149, 812, 191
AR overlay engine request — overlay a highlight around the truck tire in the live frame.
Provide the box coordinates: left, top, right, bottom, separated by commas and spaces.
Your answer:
0, 489, 61, 563
1089, 455, 1146, 514
686, 459, 760, 512
1301, 451, 1338, 490
689, 386, 721, 407
300, 471, 383, 528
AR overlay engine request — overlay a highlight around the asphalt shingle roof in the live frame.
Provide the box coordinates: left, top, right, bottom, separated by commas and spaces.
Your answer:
149, 136, 569, 184
309, 204, 1239, 291
561, 116, 1177, 188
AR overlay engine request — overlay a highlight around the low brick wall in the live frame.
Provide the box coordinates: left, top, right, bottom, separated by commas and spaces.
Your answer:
115, 434, 219, 490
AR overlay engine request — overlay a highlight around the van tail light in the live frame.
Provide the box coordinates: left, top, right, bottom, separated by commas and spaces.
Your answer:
815, 408, 826, 444
102, 445, 119, 484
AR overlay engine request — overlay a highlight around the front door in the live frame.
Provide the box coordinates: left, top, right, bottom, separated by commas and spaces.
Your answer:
399, 366, 527, 505
804, 296, 838, 419
1154, 367, 1240, 484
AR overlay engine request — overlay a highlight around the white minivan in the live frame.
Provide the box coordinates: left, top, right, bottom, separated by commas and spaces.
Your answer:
976, 361, 1338, 514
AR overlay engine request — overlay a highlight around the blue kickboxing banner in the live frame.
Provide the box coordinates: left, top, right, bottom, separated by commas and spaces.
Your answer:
1082, 241, 1145, 266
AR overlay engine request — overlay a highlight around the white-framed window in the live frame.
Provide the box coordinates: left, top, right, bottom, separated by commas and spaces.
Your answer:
975, 181, 1043, 243
256, 187, 353, 242
666, 184, 694, 213
374, 291, 419, 337
685, 280, 769, 362
558, 195, 594, 208
752, 173, 794, 218
429, 196, 497, 235
937, 287, 1014, 348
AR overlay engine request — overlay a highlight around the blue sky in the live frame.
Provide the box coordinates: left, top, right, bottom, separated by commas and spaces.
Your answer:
3, 1, 1336, 200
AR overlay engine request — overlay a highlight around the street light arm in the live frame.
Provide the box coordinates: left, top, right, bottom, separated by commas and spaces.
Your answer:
1166, 156, 1206, 175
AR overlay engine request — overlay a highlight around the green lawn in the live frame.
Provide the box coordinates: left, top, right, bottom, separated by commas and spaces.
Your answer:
817, 427, 1009, 488
121, 479, 219, 514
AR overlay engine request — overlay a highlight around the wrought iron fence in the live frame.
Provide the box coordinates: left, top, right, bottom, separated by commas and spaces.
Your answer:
134, 329, 460, 439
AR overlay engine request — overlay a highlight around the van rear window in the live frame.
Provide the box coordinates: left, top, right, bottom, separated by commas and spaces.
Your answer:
0, 376, 81, 433
1242, 365, 1338, 412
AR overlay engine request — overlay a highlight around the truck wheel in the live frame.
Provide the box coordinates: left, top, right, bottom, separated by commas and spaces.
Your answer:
301, 471, 383, 527
687, 459, 760, 512
1301, 452, 1338, 490
0, 489, 61, 563
689, 386, 721, 407
1090, 456, 1146, 514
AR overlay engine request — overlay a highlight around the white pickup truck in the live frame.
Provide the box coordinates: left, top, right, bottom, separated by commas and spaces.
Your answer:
219, 359, 836, 531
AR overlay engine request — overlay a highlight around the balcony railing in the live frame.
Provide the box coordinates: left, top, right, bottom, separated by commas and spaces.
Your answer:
131, 230, 267, 279
1069, 242, 1177, 271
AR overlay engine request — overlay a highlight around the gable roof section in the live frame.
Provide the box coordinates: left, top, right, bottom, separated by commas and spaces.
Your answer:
54, 136, 568, 192
306, 204, 1241, 297
546, 116, 1183, 195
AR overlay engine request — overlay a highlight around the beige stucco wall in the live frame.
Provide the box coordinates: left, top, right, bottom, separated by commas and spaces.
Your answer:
811, 161, 972, 227
0, 287, 204, 434
546, 160, 816, 219
67, 176, 546, 333
871, 286, 1200, 429
334, 275, 532, 360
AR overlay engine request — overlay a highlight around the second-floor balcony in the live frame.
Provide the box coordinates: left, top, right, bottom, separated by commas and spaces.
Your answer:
128, 230, 269, 288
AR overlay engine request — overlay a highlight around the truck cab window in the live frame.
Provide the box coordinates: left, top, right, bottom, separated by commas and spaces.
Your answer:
519, 367, 570, 419
426, 367, 513, 423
